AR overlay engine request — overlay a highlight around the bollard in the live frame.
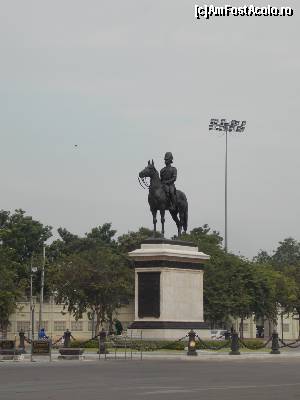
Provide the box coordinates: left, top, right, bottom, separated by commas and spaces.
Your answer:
63, 329, 72, 348
130, 330, 133, 360
187, 330, 197, 356
99, 328, 107, 355
229, 331, 240, 355
270, 331, 280, 354
18, 330, 26, 354
140, 330, 143, 361
124, 334, 127, 360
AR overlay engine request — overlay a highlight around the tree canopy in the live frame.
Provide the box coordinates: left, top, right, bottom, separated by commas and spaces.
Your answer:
1, 207, 300, 336
50, 246, 133, 332
0, 209, 52, 263
0, 247, 24, 332
255, 237, 300, 332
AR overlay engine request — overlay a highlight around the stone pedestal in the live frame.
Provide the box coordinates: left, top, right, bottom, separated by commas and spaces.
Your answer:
58, 348, 85, 360
128, 239, 210, 340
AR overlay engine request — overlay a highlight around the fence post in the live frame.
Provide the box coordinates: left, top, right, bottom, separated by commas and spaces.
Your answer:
30, 340, 33, 362
18, 330, 26, 354
270, 331, 280, 354
124, 334, 127, 360
187, 330, 197, 356
140, 330, 143, 361
98, 335, 101, 360
63, 329, 72, 348
229, 331, 240, 355
130, 330, 133, 360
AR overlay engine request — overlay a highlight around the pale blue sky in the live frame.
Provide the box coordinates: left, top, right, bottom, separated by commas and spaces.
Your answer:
0, 0, 299, 257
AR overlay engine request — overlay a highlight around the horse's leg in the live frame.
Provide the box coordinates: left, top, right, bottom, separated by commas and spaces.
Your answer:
169, 210, 181, 238
178, 210, 186, 237
182, 207, 188, 234
160, 209, 165, 237
152, 209, 157, 236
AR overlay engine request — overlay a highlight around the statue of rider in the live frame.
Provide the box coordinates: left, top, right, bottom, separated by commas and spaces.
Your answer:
160, 152, 177, 211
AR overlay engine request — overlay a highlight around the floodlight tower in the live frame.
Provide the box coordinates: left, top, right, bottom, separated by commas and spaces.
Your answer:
209, 119, 246, 252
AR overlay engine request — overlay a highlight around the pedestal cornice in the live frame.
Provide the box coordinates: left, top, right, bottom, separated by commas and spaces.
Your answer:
128, 239, 210, 267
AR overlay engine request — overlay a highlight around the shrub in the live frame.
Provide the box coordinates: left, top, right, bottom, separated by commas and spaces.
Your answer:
196, 340, 230, 350
70, 339, 98, 348
66, 337, 265, 351
238, 339, 265, 350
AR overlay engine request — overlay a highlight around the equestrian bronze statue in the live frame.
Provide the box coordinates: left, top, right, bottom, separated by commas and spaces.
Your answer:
139, 153, 188, 237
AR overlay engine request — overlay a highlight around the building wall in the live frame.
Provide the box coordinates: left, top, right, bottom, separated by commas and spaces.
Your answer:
6, 298, 135, 341
6, 299, 300, 341
264, 312, 300, 340
231, 315, 257, 338
233, 313, 300, 340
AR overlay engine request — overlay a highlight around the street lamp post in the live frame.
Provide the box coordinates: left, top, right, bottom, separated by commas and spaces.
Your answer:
30, 259, 38, 341
209, 118, 246, 252
38, 245, 46, 334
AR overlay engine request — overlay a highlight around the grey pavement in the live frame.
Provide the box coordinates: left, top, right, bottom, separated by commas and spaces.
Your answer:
1, 356, 300, 400
5, 348, 300, 361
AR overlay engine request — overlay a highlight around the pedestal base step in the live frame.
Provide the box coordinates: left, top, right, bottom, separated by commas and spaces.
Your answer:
0, 354, 24, 361
58, 348, 85, 360
128, 327, 210, 340
58, 355, 85, 360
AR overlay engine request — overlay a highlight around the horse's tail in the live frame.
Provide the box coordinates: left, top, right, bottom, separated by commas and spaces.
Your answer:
183, 203, 188, 233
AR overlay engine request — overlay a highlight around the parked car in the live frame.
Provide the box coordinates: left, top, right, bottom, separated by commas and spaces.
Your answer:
210, 329, 228, 340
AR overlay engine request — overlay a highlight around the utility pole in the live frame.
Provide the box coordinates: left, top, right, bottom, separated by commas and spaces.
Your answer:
30, 257, 33, 340
209, 118, 246, 252
30, 257, 37, 340
38, 245, 46, 333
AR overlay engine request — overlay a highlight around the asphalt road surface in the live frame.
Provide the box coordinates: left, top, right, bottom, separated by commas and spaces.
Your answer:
1, 358, 300, 400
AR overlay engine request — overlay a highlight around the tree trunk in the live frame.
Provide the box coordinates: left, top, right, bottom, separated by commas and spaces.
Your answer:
95, 312, 101, 337
95, 305, 106, 335
296, 309, 300, 339
107, 308, 114, 334
0, 321, 9, 339
240, 317, 244, 339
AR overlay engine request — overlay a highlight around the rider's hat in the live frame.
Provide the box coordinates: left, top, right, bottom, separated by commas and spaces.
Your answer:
164, 152, 173, 162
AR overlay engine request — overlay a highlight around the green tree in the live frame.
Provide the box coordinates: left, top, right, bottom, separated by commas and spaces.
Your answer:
254, 238, 300, 333
50, 246, 134, 333
272, 238, 300, 268
203, 257, 232, 327
178, 224, 227, 326
280, 266, 300, 335
253, 250, 272, 265
86, 223, 117, 245
0, 209, 52, 264
181, 224, 224, 256
48, 223, 117, 261
189, 225, 284, 334
250, 264, 289, 323
0, 248, 24, 335
118, 227, 161, 253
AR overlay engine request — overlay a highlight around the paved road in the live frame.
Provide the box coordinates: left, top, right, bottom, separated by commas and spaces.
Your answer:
1, 358, 300, 400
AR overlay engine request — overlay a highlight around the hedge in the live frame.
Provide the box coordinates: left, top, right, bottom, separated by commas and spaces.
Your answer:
66, 338, 265, 351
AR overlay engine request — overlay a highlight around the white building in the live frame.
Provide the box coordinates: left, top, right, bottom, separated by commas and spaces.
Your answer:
4, 299, 300, 342
5, 297, 134, 341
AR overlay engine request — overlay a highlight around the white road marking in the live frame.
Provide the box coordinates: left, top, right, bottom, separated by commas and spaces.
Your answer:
141, 382, 300, 395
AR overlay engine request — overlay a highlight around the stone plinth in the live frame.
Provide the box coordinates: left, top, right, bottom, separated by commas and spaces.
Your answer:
58, 348, 85, 360
128, 239, 210, 340
0, 349, 24, 361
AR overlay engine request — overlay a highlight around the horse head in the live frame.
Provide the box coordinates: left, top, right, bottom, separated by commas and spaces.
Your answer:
139, 160, 157, 179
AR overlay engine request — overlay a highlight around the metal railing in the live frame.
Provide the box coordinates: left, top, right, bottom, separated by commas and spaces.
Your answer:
4, 329, 300, 361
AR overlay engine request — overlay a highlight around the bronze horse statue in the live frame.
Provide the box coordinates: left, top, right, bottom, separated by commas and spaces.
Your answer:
139, 160, 188, 237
